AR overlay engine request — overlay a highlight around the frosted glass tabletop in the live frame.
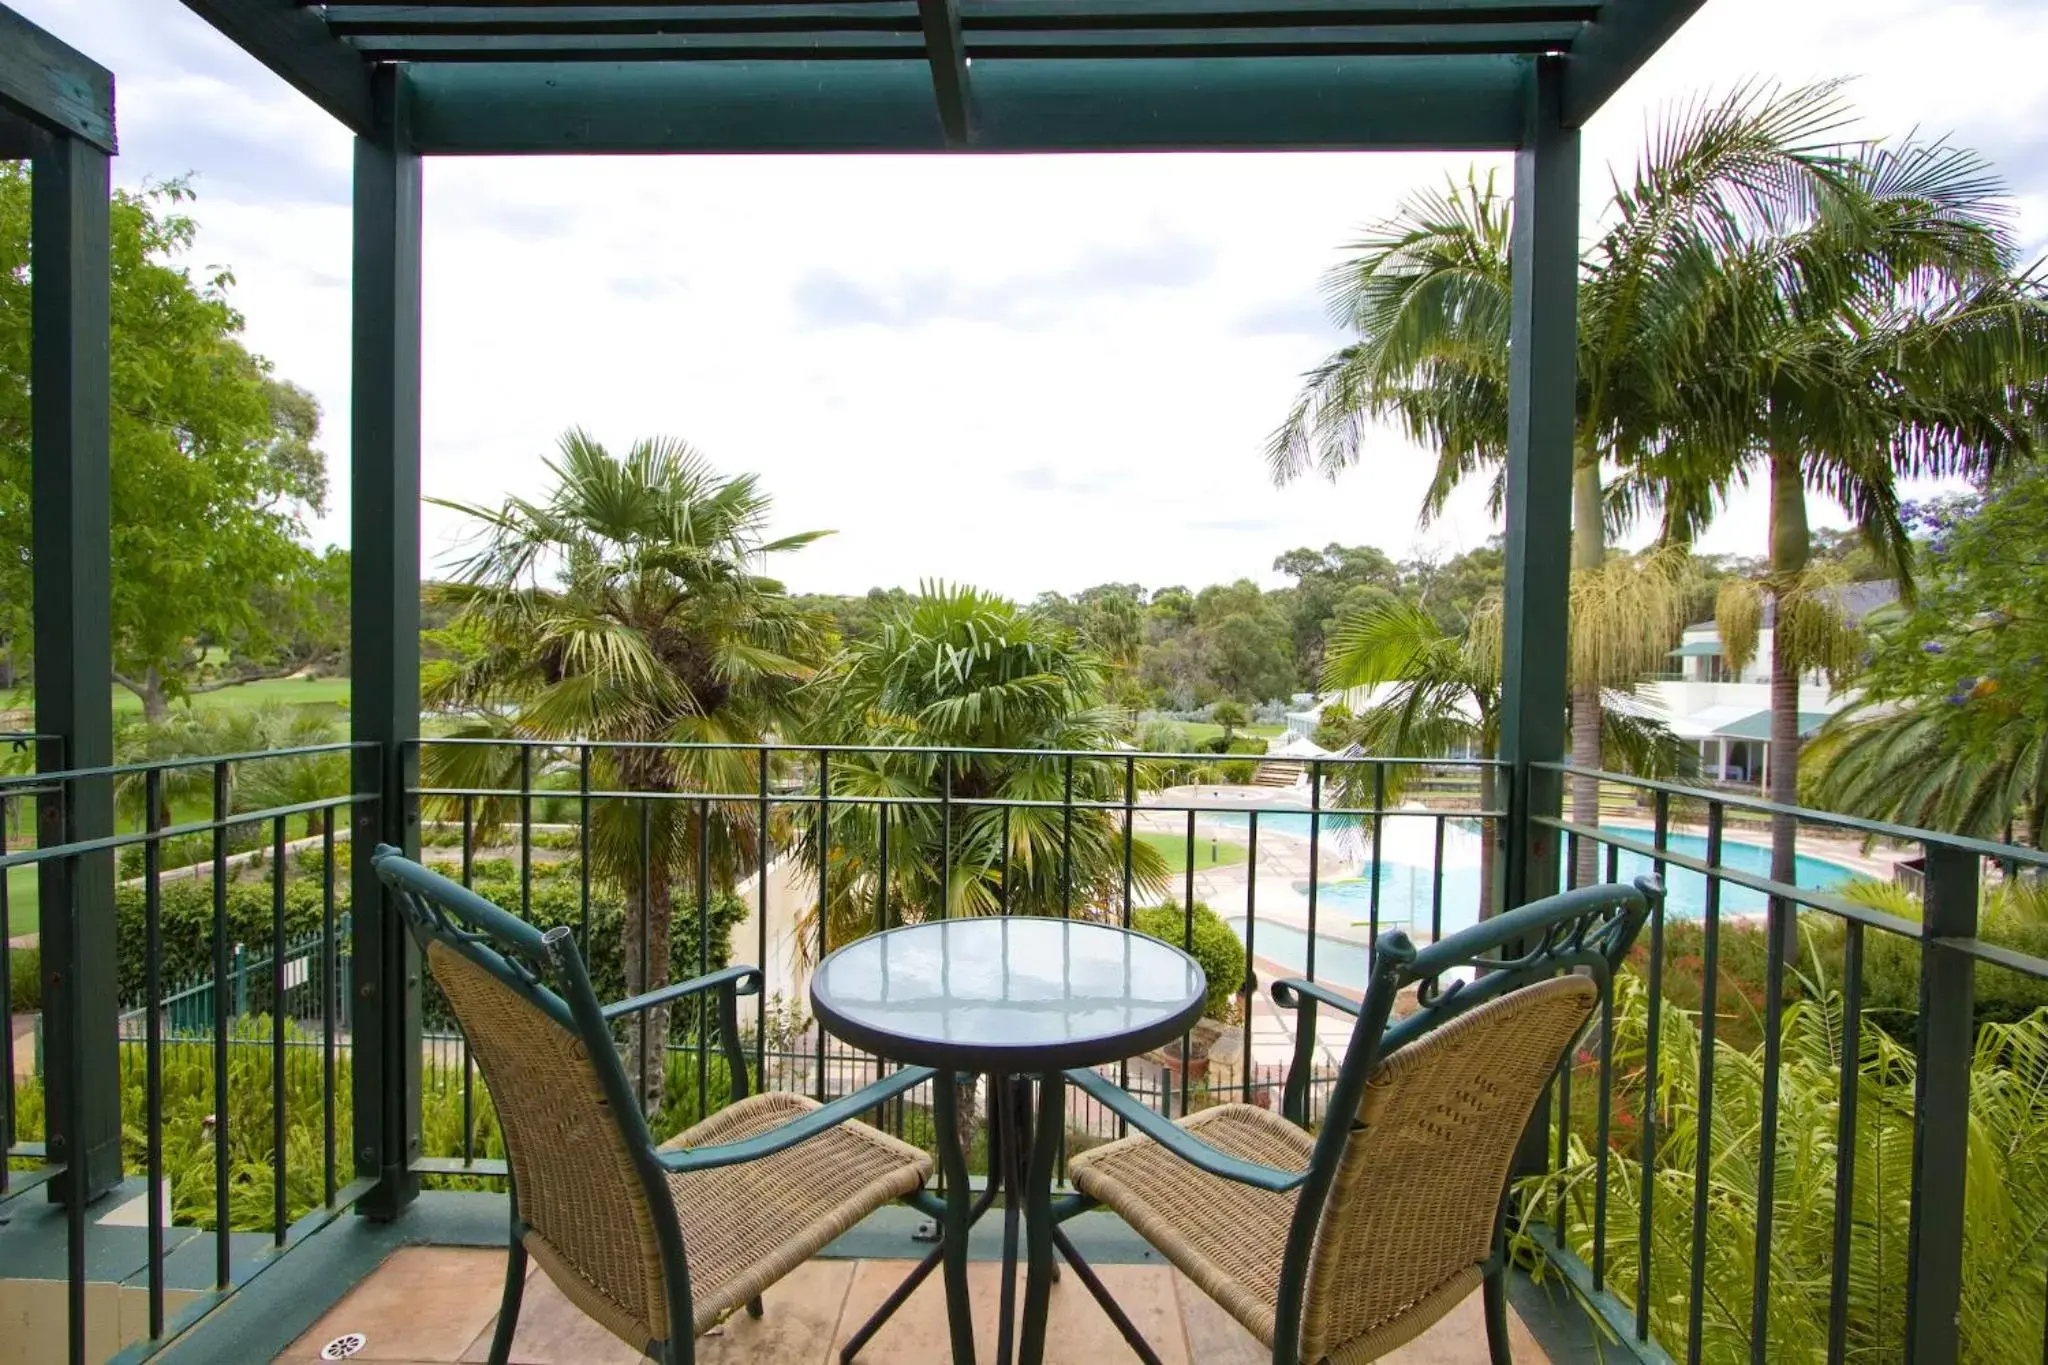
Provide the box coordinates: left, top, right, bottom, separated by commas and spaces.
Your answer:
810, 918, 1209, 1073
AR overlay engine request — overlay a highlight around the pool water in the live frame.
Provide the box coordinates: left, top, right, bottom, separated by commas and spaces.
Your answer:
1209, 816, 1865, 990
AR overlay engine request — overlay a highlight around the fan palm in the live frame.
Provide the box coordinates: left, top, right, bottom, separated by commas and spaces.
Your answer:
1323, 597, 1684, 919
792, 583, 1169, 955
1803, 698, 2047, 848
423, 430, 830, 1109
1651, 138, 2048, 883
1270, 82, 1862, 880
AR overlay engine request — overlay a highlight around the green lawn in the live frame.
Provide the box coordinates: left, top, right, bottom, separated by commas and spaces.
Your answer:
5, 864, 36, 937
1175, 722, 1286, 747
4, 676, 352, 719
1135, 830, 1247, 871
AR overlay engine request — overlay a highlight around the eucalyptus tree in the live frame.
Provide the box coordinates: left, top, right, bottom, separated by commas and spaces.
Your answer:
1269, 82, 1855, 879
423, 431, 830, 1109
793, 582, 1169, 955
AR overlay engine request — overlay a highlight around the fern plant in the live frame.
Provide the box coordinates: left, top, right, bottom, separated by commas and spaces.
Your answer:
1521, 953, 2048, 1361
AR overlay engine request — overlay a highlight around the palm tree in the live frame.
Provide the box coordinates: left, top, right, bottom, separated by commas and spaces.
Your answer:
1804, 698, 2046, 847
1269, 83, 1861, 880
1650, 139, 2048, 884
423, 430, 831, 1109
792, 583, 1169, 954
1324, 598, 1684, 919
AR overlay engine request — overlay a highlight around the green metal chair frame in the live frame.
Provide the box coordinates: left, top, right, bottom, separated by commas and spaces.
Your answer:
371, 846, 936, 1365
1063, 877, 1660, 1364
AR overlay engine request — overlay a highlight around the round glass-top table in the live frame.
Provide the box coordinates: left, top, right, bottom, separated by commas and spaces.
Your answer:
811, 917, 1208, 1074
812, 918, 1206, 1365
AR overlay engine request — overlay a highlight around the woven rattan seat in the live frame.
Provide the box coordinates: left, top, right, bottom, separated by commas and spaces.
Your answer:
375, 849, 936, 1365
659, 1093, 931, 1333
1061, 879, 1658, 1365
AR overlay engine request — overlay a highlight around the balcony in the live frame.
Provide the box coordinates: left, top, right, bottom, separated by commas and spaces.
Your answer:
4, 740, 2045, 1362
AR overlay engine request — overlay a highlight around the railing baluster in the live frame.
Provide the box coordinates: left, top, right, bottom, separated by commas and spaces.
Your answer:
272, 816, 289, 1245
1118, 756, 1135, 1139
1430, 812, 1444, 942
579, 745, 593, 942
1685, 802, 1725, 1365
518, 743, 533, 919
1061, 755, 1075, 918
1751, 876, 1791, 1360
1368, 762, 1384, 943
1182, 809, 1195, 1118
999, 804, 1011, 916
322, 816, 337, 1210
1, 791, 13, 1196
460, 795, 474, 1164
697, 800, 711, 1118
1637, 790, 1669, 1345
144, 770, 165, 1337
756, 750, 770, 1088
639, 797, 653, 1108
1306, 760, 1320, 980
211, 760, 231, 1290
1243, 811, 1258, 1106
1826, 920, 1863, 1365
816, 750, 830, 1103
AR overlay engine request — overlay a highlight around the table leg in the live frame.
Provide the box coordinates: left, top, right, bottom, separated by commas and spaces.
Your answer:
1016, 1074, 1064, 1365
994, 1075, 1025, 1365
839, 1073, 1005, 1364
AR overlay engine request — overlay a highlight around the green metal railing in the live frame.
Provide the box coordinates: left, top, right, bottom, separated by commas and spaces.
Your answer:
7, 737, 2046, 1363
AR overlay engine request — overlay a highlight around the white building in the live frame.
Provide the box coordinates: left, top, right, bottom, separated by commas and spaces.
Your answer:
1641, 581, 1897, 790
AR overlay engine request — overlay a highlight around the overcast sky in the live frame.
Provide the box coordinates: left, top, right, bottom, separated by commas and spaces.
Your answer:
14, 0, 2048, 597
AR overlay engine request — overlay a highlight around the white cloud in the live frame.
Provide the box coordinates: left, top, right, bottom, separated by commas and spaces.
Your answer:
11, 0, 2048, 596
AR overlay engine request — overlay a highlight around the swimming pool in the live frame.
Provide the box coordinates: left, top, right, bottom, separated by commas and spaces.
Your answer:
1217, 819, 1865, 989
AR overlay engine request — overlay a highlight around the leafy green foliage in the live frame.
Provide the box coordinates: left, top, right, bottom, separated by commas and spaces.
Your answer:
0, 170, 335, 718
1524, 961, 2048, 1362
1808, 468, 2048, 845
794, 583, 1169, 951
1131, 901, 1243, 1023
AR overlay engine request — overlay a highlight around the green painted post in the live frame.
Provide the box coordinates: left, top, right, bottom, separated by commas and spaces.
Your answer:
30, 126, 121, 1204
1495, 55, 1578, 916
1905, 842, 1977, 1364
349, 67, 424, 1221
1496, 57, 1578, 1188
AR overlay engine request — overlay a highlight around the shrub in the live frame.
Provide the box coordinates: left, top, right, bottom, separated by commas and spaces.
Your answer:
9, 943, 38, 1012
1131, 900, 1243, 1022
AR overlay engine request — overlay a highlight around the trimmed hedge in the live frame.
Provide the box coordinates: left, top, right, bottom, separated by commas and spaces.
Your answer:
113, 871, 749, 1039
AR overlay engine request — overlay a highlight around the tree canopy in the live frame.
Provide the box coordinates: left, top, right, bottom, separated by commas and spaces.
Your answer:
0, 170, 335, 718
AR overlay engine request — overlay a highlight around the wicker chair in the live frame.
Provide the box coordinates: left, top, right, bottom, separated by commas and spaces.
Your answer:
1063, 878, 1660, 1365
371, 848, 935, 1365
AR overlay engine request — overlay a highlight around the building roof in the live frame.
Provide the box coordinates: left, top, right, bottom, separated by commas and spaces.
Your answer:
175, 0, 1707, 153
1683, 579, 1901, 634
1713, 709, 1832, 743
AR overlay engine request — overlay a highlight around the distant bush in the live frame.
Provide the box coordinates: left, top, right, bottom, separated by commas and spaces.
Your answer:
9, 943, 38, 1012
1132, 900, 1243, 1022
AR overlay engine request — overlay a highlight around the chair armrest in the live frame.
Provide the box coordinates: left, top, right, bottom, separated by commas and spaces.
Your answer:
1063, 1069, 1306, 1195
601, 964, 764, 1021
657, 1066, 937, 1174
1268, 977, 1361, 1018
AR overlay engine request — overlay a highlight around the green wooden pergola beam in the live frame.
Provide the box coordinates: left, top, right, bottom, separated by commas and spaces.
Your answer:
404, 54, 1531, 153
1561, 0, 1705, 124
173, 0, 377, 135
0, 4, 117, 152
915, 0, 973, 144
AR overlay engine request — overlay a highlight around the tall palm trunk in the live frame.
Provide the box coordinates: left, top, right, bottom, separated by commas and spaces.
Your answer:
1569, 459, 1604, 887
1767, 452, 1807, 957
621, 870, 676, 1115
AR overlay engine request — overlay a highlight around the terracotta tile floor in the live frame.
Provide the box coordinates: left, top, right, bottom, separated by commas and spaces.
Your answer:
278, 1246, 1548, 1364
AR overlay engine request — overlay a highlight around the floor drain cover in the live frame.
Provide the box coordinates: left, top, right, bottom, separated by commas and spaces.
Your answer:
320, 1334, 367, 1360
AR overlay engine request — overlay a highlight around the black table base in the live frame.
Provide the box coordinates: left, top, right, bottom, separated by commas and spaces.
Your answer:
839, 1072, 1165, 1365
